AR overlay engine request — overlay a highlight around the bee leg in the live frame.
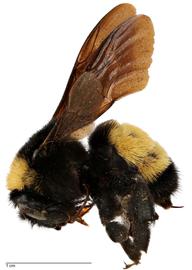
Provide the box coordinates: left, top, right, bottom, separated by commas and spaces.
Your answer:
73, 190, 94, 226
121, 238, 141, 268
171, 205, 184, 208
105, 219, 130, 243
121, 220, 151, 266
76, 217, 89, 226
123, 260, 140, 269
78, 203, 94, 218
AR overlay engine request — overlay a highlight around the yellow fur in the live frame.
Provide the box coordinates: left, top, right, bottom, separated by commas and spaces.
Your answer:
109, 122, 171, 182
7, 157, 36, 190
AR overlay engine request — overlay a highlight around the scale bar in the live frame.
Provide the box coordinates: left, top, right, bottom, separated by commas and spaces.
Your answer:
6, 262, 92, 266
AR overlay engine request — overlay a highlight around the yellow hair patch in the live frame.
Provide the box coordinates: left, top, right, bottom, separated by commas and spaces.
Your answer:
138, 142, 171, 182
7, 157, 36, 191
109, 123, 171, 182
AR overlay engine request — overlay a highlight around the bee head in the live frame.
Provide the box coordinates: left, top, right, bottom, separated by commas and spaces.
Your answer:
7, 122, 90, 229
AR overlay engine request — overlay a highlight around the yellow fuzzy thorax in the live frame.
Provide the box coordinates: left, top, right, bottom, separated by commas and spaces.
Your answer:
7, 156, 36, 191
109, 122, 171, 182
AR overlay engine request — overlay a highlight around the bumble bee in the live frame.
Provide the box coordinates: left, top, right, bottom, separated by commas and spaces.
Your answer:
6, 3, 181, 269
7, 2, 154, 228
88, 120, 180, 268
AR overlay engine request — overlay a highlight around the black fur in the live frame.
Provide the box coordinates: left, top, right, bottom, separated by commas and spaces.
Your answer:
89, 120, 116, 148
18, 120, 55, 165
88, 121, 157, 265
8, 119, 180, 265
10, 123, 90, 229
148, 161, 179, 208
32, 140, 88, 203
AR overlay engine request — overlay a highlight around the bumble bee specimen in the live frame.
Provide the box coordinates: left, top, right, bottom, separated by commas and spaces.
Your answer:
6, 3, 181, 269
7, 3, 154, 228
88, 120, 180, 268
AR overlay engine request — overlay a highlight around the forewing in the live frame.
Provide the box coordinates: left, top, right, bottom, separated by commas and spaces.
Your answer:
43, 13, 154, 143
43, 72, 104, 143
53, 3, 136, 119
88, 14, 154, 115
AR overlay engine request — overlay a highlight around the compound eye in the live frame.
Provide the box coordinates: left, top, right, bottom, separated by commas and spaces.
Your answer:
19, 204, 48, 221
16, 194, 47, 220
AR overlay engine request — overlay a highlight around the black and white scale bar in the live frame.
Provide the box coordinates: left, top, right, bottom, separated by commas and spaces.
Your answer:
6, 262, 92, 266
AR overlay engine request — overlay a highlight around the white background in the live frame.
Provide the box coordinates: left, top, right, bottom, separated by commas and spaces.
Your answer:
0, 0, 192, 269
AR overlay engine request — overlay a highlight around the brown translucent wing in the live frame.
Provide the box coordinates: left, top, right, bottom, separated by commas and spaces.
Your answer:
43, 14, 154, 144
53, 3, 136, 119
89, 14, 154, 115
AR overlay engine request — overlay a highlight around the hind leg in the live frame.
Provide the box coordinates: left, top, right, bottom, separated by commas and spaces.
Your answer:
121, 180, 156, 268
148, 161, 180, 209
121, 221, 151, 268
